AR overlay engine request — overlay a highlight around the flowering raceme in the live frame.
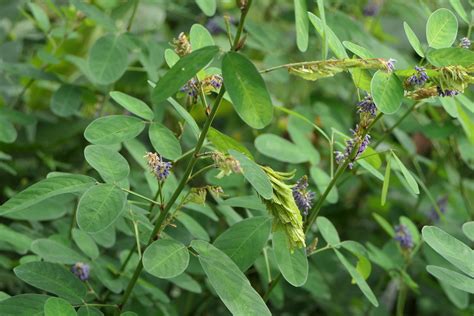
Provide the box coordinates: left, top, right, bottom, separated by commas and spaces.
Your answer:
292, 176, 315, 216
394, 225, 414, 250
145, 152, 172, 181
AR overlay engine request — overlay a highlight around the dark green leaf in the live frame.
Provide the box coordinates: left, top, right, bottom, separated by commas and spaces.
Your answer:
426, 8, 458, 49
255, 134, 309, 163
149, 123, 182, 160
110, 91, 154, 121
84, 115, 146, 145
31, 239, 86, 264
84, 145, 130, 183
44, 297, 77, 316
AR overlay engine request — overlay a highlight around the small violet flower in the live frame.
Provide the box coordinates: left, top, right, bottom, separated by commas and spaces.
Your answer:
407, 66, 429, 86
180, 78, 199, 98
356, 95, 377, 117
394, 224, 414, 250
292, 176, 315, 216
437, 86, 459, 97
460, 37, 471, 49
428, 196, 448, 222
386, 58, 396, 72
335, 125, 371, 169
145, 152, 172, 181
71, 262, 90, 281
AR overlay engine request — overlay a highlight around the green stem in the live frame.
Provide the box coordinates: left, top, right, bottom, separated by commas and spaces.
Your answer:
396, 281, 407, 316
121, 188, 160, 205
187, 164, 216, 183
126, 0, 140, 31
262, 273, 282, 302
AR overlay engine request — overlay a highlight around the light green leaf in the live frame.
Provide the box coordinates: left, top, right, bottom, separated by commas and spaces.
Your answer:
255, 134, 308, 163
273, 229, 308, 287
462, 221, 474, 242
31, 239, 86, 264
190, 24, 215, 50
88, 34, 128, 85
229, 150, 273, 200
308, 13, 348, 58
371, 70, 404, 114
372, 213, 395, 237
427, 265, 474, 293
343, 41, 375, 58
164, 49, 180, 68
422, 226, 474, 277
0, 224, 32, 254
191, 240, 271, 316
0, 175, 94, 216
381, 155, 391, 206
169, 273, 202, 293
403, 22, 425, 57
316, 216, 340, 245
214, 216, 272, 271
294, 0, 309, 52
0, 294, 49, 316
152, 46, 219, 104
449, 0, 469, 24
195, 0, 216, 16
84, 145, 130, 183
84, 115, 146, 145
167, 98, 200, 140
110, 91, 154, 121
208, 127, 253, 159
148, 123, 182, 160
0, 119, 17, 143
143, 238, 189, 279
51, 84, 82, 117
426, 8, 458, 49
391, 152, 419, 195
28, 3, 50, 32
77, 184, 127, 233
72, 228, 99, 260
44, 297, 77, 316
222, 52, 273, 129
14, 262, 87, 304
334, 249, 378, 307
427, 47, 474, 67
310, 167, 338, 204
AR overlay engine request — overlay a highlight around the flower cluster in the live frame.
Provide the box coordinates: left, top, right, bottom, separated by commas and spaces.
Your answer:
356, 95, 377, 117
428, 196, 448, 222
335, 125, 371, 169
172, 32, 192, 56
407, 66, 429, 86
363, 1, 381, 17
292, 176, 315, 216
394, 224, 414, 250
71, 262, 90, 281
385, 58, 396, 72
460, 37, 471, 49
437, 86, 459, 97
180, 75, 223, 103
180, 78, 199, 98
211, 151, 242, 178
145, 152, 172, 181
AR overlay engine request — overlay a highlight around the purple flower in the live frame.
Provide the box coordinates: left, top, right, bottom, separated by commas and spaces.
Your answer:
209, 74, 223, 89
428, 196, 448, 222
394, 225, 413, 250
71, 262, 90, 281
356, 95, 377, 117
437, 86, 459, 97
335, 126, 371, 169
460, 37, 471, 49
363, 1, 381, 16
386, 58, 396, 72
407, 66, 429, 86
180, 78, 199, 98
145, 152, 173, 181
292, 176, 315, 216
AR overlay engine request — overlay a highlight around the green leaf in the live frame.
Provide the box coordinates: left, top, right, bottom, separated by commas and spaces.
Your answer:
77, 184, 127, 233
0, 224, 32, 254
400, 216, 420, 245
50, 85, 82, 117
143, 238, 190, 279
191, 240, 271, 316
255, 134, 308, 163
0, 294, 49, 316
110, 91, 154, 121
391, 152, 419, 195
228, 150, 273, 200
273, 229, 308, 287
427, 47, 474, 67
152, 46, 219, 104
0, 119, 17, 143
316, 216, 340, 245
72, 228, 99, 260
381, 155, 391, 206
84, 115, 146, 145
426, 265, 474, 293
372, 213, 395, 237
214, 216, 272, 271
371, 70, 404, 114
88, 34, 128, 85
77, 306, 103, 316
169, 273, 202, 293
308, 13, 348, 58
208, 127, 253, 159
422, 226, 474, 277
403, 22, 425, 57
342, 41, 375, 58
176, 212, 210, 241
222, 52, 274, 129
190, 24, 215, 50
148, 123, 182, 160
334, 249, 379, 307
84, 145, 130, 183
294, 0, 309, 52
164, 49, 180, 68
70, 0, 116, 32
31, 239, 86, 264
2, 195, 72, 221
0, 175, 94, 216
449, 0, 469, 24
167, 98, 200, 140
28, 3, 50, 32
14, 262, 87, 304
462, 221, 474, 242
195, 0, 216, 16
44, 297, 77, 316
426, 8, 458, 49
310, 167, 338, 204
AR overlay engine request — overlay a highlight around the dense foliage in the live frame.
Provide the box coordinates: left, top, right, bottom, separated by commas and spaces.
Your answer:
1, 0, 474, 315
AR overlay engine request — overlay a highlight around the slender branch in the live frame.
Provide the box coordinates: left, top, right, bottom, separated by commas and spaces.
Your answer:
126, 0, 140, 31
262, 273, 282, 302
187, 164, 216, 183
